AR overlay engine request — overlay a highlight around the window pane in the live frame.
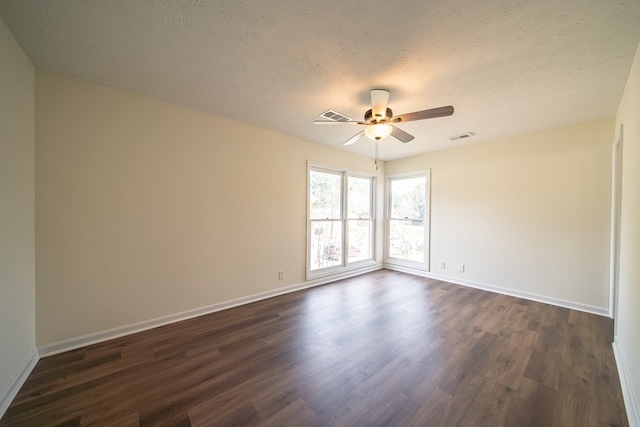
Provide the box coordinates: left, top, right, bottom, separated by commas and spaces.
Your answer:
348, 176, 371, 219
390, 177, 426, 219
310, 221, 343, 271
310, 170, 342, 219
389, 219, 424, 262
347, 219, 372, 263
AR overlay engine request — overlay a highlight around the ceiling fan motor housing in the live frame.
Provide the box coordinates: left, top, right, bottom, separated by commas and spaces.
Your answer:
364, 108, 393, 123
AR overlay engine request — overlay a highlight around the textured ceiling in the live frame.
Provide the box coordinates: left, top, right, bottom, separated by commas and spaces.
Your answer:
1, 0, 639, 161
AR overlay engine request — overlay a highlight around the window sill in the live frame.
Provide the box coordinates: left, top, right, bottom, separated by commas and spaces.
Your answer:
306, 259, 379, 282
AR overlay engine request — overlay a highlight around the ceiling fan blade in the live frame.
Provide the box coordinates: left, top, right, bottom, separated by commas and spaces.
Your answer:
391, 125, 415, 143
370, 89, 390, 121
314, 120, 366, 125
343, 130, 365, 145
391, 105, 454, 123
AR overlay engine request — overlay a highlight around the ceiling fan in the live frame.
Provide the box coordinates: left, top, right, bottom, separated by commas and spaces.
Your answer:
314, 89, 454, 146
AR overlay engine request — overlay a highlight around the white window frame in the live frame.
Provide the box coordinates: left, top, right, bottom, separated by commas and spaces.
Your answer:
307, 162, 377, 280
385, 169, 431, 271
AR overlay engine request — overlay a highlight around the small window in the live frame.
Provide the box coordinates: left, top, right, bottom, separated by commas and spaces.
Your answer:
347, 176, 373, 263
386, 171, 430, 270
309, 169, 343, 271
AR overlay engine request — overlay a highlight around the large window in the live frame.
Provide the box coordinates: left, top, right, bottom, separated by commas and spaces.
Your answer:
308, 165, 375, 277
386, 171, 430, 270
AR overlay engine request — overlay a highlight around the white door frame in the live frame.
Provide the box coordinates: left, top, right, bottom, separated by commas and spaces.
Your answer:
609, 124, 623, 321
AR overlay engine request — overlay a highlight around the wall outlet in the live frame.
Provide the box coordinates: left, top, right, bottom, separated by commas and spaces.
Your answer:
458, 264, 465, 273
439, 261, 446, 269
278, 270, 285, 280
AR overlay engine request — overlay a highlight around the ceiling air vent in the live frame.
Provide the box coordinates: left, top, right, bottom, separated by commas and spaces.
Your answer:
319, 109, 353, 122
448, 132, 475, 141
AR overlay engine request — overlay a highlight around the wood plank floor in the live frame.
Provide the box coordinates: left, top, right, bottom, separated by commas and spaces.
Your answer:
1, 270, 628, 426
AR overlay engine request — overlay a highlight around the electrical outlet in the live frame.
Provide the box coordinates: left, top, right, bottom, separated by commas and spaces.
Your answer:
278, 270, 285, 280
439, 261, 446, 269
458, 264, 465, 273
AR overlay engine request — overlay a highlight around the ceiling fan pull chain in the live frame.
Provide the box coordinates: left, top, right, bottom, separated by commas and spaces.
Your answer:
375, 140, 379, 171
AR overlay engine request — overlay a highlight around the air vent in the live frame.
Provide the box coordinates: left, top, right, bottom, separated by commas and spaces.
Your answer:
448, 132, 475, 141
319, 109, 353, 122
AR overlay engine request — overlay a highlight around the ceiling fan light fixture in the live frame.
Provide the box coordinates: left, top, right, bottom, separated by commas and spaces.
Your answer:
365, 123, 392, 140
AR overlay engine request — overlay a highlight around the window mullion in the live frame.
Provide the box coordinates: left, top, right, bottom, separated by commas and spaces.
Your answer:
342, 172, 348, 265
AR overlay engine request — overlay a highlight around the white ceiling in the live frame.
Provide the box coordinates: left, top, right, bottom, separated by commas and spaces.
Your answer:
1, 0, 639, 161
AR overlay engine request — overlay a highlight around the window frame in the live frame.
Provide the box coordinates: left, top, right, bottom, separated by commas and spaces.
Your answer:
307, 163, 377, 280
384, 169, 431, 271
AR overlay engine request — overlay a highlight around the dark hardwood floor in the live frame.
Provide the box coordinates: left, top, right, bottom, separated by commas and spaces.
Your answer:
1, 269, 628, 426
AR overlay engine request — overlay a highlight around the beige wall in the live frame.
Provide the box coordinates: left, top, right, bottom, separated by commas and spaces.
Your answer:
0, 17, 36, 404
35, 70, 384, 346
615, 41, 640, 424
35, 69, 616, 346
386, 117, 614, 311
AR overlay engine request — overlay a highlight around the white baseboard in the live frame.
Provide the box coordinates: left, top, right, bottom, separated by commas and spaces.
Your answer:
39, 264, 383, 357
613, 340, 639, 427
0, 348, 39, 419
38, 263, 609, 358
384, 264, 609, 316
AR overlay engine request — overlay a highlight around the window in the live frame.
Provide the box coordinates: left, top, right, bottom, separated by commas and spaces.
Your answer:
386, 171, 430, 270
308, 165, 375, 278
